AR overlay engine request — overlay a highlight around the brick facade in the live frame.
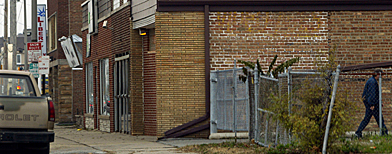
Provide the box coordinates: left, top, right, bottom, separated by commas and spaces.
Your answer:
210, 11, 329, 71
82, 5, 132, 132
330, 11, 392, 131
143, 30, 157, 136
48, 0, 84, 123
155, 12, 206, 137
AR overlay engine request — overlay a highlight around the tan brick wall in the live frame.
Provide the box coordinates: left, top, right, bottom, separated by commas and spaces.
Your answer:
155, 12, 206, 137
210, 12, 329, 71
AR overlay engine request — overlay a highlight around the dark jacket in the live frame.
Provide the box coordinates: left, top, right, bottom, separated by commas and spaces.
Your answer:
362, 76, 379, 108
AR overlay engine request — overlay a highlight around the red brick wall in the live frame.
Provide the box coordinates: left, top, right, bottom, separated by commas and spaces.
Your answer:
209, 12, 329, 71
130, 26, 144, 135
82, 6, 132, 132
331, 11, 392, 131
143, 30, 157, 136
73, 70, 84, 117
47, 0, 68, 60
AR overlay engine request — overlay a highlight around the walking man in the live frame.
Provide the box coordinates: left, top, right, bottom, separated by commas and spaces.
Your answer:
355, 69, 388, 138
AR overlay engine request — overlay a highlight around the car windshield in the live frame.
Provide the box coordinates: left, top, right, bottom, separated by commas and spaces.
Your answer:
0, 74, 36, 97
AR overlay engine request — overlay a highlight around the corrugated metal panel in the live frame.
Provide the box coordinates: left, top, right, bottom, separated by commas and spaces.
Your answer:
133, 15, 155, 29
132, 0, 156, 21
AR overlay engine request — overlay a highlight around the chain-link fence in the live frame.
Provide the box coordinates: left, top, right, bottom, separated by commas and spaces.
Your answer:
210, 63, 249, 135
253, 68, 335, 147
338, 70, 387, 137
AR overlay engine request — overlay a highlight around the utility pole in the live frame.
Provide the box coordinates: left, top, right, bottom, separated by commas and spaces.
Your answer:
3, 0, 7, 70
10, 0, 16, 70
24, 0, 28, 70
31, 0, 37, 42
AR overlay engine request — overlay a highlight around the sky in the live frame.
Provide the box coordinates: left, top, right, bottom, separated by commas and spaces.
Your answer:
0, 0, 47, 37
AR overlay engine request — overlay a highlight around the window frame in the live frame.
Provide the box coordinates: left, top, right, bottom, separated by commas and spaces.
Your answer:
16, 54, 21, 65
48, 13, 57, 52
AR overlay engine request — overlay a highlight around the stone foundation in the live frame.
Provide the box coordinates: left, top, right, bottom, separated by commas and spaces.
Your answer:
85, 116, 94, 129
99, 119, 110, 132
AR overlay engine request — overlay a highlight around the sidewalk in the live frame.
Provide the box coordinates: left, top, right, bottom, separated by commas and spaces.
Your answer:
51, 125, 190, 154
51, 125, 245, 154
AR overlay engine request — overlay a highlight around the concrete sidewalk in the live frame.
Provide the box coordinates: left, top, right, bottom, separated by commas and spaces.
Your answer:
51, 125, 191, 154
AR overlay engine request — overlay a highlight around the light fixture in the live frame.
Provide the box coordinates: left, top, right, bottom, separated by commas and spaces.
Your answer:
139, 29, 146, 36
58, 36, 67, 42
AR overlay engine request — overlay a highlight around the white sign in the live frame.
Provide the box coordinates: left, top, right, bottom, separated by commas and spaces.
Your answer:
38, 56, 50, 74
88, 0, 94, 33
29, 63, 39, 78
27, 42, 42, 62
37, 4, 47, 56
60, 37, 80, 68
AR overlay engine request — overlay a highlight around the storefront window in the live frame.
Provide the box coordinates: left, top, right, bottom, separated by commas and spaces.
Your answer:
86, 63, 94, 114
100, 59, 110, 115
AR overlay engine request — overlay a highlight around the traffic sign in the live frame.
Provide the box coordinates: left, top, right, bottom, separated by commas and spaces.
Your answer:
29, 63, 39, 78
27, 42, 42, 62
39, 56, 50, 74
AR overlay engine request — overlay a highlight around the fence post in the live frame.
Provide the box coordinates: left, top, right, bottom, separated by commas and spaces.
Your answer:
233, 60, 237, 143
210, 71, 218, 134
322, 65, 341, 154
287, 67, 292, 141
254, 64, 259, 141
379, 71, 382, 136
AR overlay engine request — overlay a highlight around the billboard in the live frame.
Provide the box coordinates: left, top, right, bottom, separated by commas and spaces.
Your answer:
37, 4, 47, 56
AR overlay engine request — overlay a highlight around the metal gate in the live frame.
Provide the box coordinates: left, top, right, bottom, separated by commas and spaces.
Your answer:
210, 66, 249, 133
114, 57, 130, 133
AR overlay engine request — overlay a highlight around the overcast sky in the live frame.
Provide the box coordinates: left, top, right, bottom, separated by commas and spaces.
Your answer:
0, 0, 47, 37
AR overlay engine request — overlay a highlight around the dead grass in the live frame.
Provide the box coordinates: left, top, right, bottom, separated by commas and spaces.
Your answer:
178, 142, 266, 154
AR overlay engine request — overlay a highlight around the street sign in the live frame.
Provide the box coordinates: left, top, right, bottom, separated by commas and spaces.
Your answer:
38, 56, 50, 74
29, 63, 39, 78
27, 42, 42, 62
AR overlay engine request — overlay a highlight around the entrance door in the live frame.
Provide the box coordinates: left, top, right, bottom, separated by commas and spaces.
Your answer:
114, 58, 130, 133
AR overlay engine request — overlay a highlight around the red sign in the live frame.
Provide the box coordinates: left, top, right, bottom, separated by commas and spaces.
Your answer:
27, 42, 42, 62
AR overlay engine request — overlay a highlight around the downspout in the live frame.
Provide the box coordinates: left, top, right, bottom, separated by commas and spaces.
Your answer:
161, 5, 210, 139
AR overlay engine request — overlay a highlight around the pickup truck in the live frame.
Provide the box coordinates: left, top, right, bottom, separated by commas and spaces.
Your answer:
0, 70, 54, 153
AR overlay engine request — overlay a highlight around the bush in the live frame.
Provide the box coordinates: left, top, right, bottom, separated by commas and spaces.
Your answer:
267, 48, 358, 152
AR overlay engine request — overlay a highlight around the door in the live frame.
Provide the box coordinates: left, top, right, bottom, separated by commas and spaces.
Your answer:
114, 58, 130, 133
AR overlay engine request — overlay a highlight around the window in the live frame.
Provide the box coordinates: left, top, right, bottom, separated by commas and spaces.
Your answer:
113, 0, 120, 10
123, 0, 128, 3
86, 63, 94, 114
100, 59, 110, 115
0, 75, 36, 97
98, 0, 111, 19
48, 13, 57, 52
82, 2, 88, 28
16, 54, 21, 65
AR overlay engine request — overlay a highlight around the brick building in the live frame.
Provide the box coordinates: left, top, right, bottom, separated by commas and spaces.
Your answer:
80, 0, 392, 138
48, 0, 85, 123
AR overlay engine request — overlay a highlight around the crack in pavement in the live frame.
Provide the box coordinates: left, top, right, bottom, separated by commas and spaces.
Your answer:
55, 136, 105, 152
